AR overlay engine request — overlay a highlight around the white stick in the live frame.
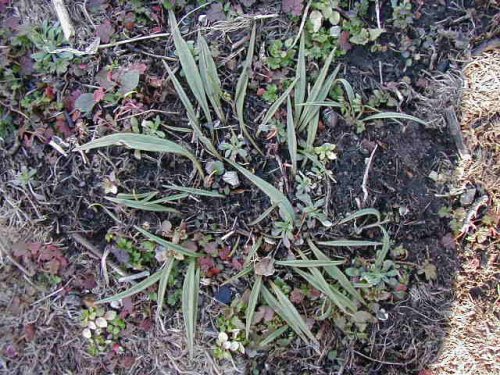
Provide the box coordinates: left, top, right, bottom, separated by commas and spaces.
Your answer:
52, 0, 74, 40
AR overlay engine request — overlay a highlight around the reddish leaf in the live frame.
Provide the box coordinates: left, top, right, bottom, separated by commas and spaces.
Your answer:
24, 324, 36, 342
231, 257, 243, 270
199, 256, 215, 272
44, 86, 56, 100
123, 12, 135, 31
203, 242, 218, 256
282, 0, 303, 16
119, 356, 136, 368
128, 63, 148, 74
206, 2, 226, 22
139, 318, 153, 332
339, 31, 352, 51
290, 288, 305, 304
95, 20, 114, 44
218, 246, 231, 261
121, 297, 134, 317
4, 344, 17, 358
93, 87, 106, 103
256, 87, 266, 97
440, 233, 456, 251
206, 267, 222, 277
55, 116, 73, 138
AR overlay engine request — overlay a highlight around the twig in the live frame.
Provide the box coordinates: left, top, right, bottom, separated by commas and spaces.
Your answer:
71, 233, 128, 277
361, 145, 378, 205
290, 0, 312, 49
52, 0, 75, 40
375, 0, 382, 29
352, 349, 417, 366
101, 246, 110, 287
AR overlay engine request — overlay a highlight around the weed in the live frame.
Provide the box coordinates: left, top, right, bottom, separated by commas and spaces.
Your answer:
261, 84, 279, 103
81, 307, 126, 356
267, 40, 296, 70
391, 0, 414, 29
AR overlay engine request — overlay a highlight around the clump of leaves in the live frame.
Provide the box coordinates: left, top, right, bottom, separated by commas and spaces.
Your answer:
81, 307, 126, 356
267, 40, 296, 70
29, 22, 74, 74
391, 0, 414, 29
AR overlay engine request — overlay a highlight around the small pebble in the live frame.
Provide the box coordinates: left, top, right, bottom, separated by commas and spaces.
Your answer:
214, 285, 233, 305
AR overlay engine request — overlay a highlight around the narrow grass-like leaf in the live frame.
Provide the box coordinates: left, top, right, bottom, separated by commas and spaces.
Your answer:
261, 283, 319, 350
307, 239, 363, 303
294, 33, 306, 121
375, 226, 390, 268
246, 275, 262, 338
275, 259, 344, 267
317, 240, 382, 247
105, 196, 180, 213
297, 49, 337, 131
164, 184, 225, 198
286, 96, 297, 175
296, 101, 342, 108
198, 34, 225, 122
305, 109, 320, 150
249, 203, 278, 226
169, 10, 211, 122
222, 266, 252, 286
117, 191, 158, 200
226, 160, 296, 222
258, 325, 289, 347
338, 208, 381, 224
334, 78, 355, 106
135, 226, 202, 258
261, 77, 298, 128
293, 267, 356, 314
97, 270, 162, 304
234, 24, 263, 155
361, 112, 427, 126
156, 257, 176, 317
75, 133, 204, 177
147, 193, 190, 204
182, 259, 200, 358
163, 62, 222, 159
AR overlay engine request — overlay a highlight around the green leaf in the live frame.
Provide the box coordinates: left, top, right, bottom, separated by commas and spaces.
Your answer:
375, 226, 390, 268
105, 196, 180, 213
75, 93, 96, 114
293, 267, 356, 313
182, 259, 200, 358
286, 96, 297, 175
246, 275, 262, 338
258, 325, 289, 347
316, 240, 382, 247
261, 283, 319, 350
96, 270, 162, 304
75, 133, 204, 177
338, 208, 381, 224
226, 160, 296, 222
134, 226, 202, 258
261, 77, 298, 128
164, 185, 225, 198
294, 33, 306, 121
156, 257, 176, 317
234, 24, 263, 155
118, 71, 140, 94
334, 78, 355, 106
275, 259, 344, 267
197, 34, 225, 122
163, 61, 221, 160
361, 112, 428, 126
169, 10, 211, 122
307, 239, 364, 303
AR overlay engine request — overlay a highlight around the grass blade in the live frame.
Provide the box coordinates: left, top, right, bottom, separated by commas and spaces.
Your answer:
135, 226, 202, 258
317, 240, 382, 247
259, 325, 289, 347
286, 96, 297, 175
298, 48, 337, 131
164, 184, 225, 198
226, 160, 296, 222
294, 33, 306, 121
117, 191, 158, 200
245, 275, 262, 338
261, 283, 319, 351
182, 259, 200, 358
156, 257, 176, 317
338, 208, 381, 224
275, 259, 344, 267
105, 196, 180, 213
243, 237, 262, 268
361, 112, 427, 126
222, 266, 252, 286
261, 77, 298, 128
198, 34, 225, 122
97, 270, 162, 304
334, 78, 355, 106
234, 24, 263, 155
307, 239, 364, 303
293, 267, 356, 314
75, 133, 204, 177
147, 193, 190, 204
169, 10, 211, 122
375, 226, 390, 268
163, 61, 221, 159
296, 101, 342, 108
249, 203, 278, 226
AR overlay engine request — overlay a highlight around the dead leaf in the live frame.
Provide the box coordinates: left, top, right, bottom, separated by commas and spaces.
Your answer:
290, 288, 305, 304
254, 257, 275, 276
282, 0, 303, 16
24, 324, 36, 342
95, 20, 114, 44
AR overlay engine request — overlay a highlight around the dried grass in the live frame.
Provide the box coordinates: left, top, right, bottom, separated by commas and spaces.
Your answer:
429, 51, 500, 375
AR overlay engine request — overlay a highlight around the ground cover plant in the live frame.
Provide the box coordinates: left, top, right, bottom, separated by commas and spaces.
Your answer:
0, 1, 498, 374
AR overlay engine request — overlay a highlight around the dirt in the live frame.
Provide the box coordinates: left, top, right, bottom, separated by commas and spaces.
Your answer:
0, 0, 498, 374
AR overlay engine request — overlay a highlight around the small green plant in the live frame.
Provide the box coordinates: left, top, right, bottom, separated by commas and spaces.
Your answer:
262, 84, 279, 103
391, 0, 414, 29
81, 307, 126, 356
219, 134, 248, 161
267, 40, 296, 70
29, 22, 74, 74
